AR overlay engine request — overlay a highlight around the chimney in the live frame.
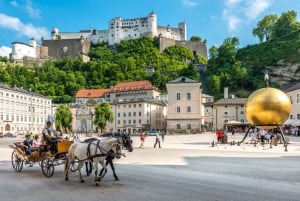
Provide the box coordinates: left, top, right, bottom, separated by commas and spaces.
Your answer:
224, 87, 228, 99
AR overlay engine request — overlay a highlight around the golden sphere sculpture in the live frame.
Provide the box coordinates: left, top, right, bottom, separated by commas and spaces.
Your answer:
244, 87, 291, 129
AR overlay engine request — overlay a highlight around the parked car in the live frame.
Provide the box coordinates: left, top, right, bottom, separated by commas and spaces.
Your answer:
147, 130, 158, 136
99, 132, 122, 137
4, 132, 17, 137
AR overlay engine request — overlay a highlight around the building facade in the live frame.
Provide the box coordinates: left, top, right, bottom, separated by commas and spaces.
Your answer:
283, 83, 300, 120
11, 38, 48, 66
166, 77, 204, 134
212, 97, 247, 130
74, 80, 166, 134
0, 83, 53, 136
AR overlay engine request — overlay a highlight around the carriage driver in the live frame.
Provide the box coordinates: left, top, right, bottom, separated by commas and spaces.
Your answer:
42, 121, 58, 154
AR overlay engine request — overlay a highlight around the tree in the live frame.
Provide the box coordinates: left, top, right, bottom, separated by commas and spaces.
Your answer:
55, 104, 73, 133
252, 14, 278, 42
94, 102, 114, 134
190, 36, 202, 42
272, 10, 300, 39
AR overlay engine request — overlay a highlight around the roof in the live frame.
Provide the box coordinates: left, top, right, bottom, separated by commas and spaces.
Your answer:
282, 82, 300, 92
213, 98, 247, 106
111, 80, 157, 92
75, 89, 111, 98
169, 77, 198, 84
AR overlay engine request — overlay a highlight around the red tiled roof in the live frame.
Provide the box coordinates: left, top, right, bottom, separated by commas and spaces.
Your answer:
111, 80, 156, 92
75, 89, 111, 98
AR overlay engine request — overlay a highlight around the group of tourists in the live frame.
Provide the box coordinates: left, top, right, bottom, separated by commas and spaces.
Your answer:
20, 121, 65, 155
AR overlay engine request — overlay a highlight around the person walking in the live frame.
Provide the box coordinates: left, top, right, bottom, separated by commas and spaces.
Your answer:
153, 130, 161, 148
139, 132, 146, 149
161, 129, 165, 142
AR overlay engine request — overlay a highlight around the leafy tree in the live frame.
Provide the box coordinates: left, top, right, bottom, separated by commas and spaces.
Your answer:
272, 10, 300, 39
55, 104, 73, 133
252, 14, 278, 42
190, 36, 202, 42
87, 98, 97, 105
94, 102, 114, 133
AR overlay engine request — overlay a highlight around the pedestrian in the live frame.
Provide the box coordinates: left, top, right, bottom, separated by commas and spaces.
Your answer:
216, 129, 224, 143
139, 132, 146, 149
161, 129, 165, 142
153, 130, 161, 148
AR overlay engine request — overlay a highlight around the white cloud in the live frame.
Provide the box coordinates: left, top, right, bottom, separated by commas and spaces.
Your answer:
0, 13, 48, 40
223, 0, 271, 33
25, 0, 41, 18
181, 0, 199, 7
0, 46, 12, 57
10, 1, 18, 7
245, 0, 271, 20
227, 16, 241, 33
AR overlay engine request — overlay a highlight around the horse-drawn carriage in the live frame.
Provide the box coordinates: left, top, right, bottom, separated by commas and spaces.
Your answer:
9, 140, 77, 177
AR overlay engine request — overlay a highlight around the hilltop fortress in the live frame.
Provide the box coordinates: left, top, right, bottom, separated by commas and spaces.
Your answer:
49, 11, 207, 58
11, 12, 207, 65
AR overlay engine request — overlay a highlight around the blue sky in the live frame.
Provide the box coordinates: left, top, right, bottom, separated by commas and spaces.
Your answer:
0, 0, 299, 57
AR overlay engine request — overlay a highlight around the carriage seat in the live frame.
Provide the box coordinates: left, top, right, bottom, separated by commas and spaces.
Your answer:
14, 142, 43, 155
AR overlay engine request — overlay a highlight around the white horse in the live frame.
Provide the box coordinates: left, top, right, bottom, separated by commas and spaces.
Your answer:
64, 137, 122, 186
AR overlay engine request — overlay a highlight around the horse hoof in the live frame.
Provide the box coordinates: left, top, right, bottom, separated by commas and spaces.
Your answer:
95, 183, 99, 186
115, 178, 119, 181
80, 180, 85, 183
65, 178, 69, 181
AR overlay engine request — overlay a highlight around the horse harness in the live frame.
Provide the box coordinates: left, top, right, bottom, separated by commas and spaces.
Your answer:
84, 139, 121, 162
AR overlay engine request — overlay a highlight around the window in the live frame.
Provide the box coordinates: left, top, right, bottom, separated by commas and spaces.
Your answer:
290, 96, 293, 104
187, 106, 191, 113
139, 112, 142, 116
187, 124, 191, 129
133, 112, 136, 117
118, 113, 120, 117
224, 112, 228, 115
240, 111, 244, 114
176, 124, 181, 129
176, 106, 181, 113
176, 93, 181, 100
128, 112, 131, 117
297, 94, 300, 103
297, 114, 300, 119
123, 112, 126, 117
187, 93, 191, 100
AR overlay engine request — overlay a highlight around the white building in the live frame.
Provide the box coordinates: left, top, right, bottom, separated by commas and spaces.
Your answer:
51, 12, 186, 45
10, 38, 48, 66
166, 77, 204, 134
0, 83, 53, 136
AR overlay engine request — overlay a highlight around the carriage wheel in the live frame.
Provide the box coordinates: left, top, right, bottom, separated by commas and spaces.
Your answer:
11, 151, 23, 172
70, 161, 78, 172
41, 158, 54, 177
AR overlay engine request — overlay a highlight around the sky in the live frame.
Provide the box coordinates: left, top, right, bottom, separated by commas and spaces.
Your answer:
0, 0, 299, 57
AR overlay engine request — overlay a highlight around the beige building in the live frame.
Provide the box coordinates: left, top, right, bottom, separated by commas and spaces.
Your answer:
0, 83, 53, 136
212, 97, 247, 130
166, 77, 204, 134
283, 83, 300, 121
74, 80, 166, 134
